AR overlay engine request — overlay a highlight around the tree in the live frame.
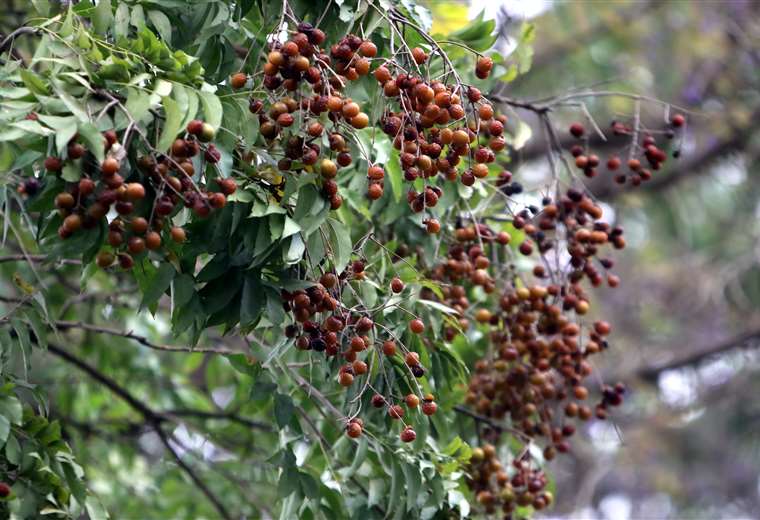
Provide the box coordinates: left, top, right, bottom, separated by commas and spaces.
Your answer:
0, 1, 688, 518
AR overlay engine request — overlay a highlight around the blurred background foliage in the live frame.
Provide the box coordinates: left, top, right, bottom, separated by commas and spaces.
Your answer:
1, 0, 759, 518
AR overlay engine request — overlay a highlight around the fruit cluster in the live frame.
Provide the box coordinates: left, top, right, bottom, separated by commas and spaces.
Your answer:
280, 262, 436, 441
468, 444, 553, 515
242, 26, 383, 210
35, 120, 232, 270
375, 58, 509, 225
240, 24, 502, 223
512, 187, 624, 288
568, 114, 684, 186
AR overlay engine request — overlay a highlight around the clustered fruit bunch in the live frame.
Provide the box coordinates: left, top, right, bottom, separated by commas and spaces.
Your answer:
239, 22, 502, 231
468, 443, 553, 515
568, 114, 686, 186
25, 118, 234, 271
280, 257, 437, 443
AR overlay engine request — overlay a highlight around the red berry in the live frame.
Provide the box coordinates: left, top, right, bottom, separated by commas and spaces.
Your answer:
400, 427, 416, 443
569, 123, 585, 138
187, 119, 204, 135
409, 319, 424, 334
346, 421, 362, 438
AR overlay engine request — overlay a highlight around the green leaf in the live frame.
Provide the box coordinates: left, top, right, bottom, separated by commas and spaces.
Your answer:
274, 393, 294, 429
172, 273, 195, 308
85, 495, 110, 520
147, 10, 172, 46
240, 272, 264, 326
77, 123, 105, 164
157, 95, 181, 154
418, 299, 459, 315
54, 120, 79, 157
326, 218, 352, 274
93, 0, 113, 35
278, 465, 300, 498
343, 436, 367, 479
386, 149, 403, 202
114, 3, 130, 39
130, 5, 146, 31
0, 396, 22, 426
368, 478, 385, 508
124, 87, 152, 124
198, 90, 223, 130
0, 416, 9, 446
282, 216, 301, 239
19, 70, 49, 96
140, 263, 176, 309
284, 235, 305, 264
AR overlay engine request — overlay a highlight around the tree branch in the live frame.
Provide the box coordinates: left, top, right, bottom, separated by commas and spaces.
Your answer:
53, 320, 239, 355
0, 254, 81, 265
637, 326, 760, 381
154, 426, 233, 520
166, 409, 273, 432
45, 343, 234, 520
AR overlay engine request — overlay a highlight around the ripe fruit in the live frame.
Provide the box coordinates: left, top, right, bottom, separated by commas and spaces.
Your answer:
382, 340, 397, 356
405, 394, 420, 408
359, 41, 377, 57
339, 371, 354, 387
187, 119, 203, 135
127, 236, 146, 254
126, 183, 146, 200
367, 183, 383, 200
412, 47, 428, 64
475, 56, 493, 78
0, 482, 11, 498
368, 166, 385, 181
350, 112, 369, 129
78, 178, 95, 196
62, 214, 82, 233
44, 157, 63, 172
145, 231, 162, 250
404, 352, 420, 366
230, 72, 247, 89
101, 157, 120, 176
400, 426, 416, 443
96, 251, 115, 268
409, 319, 425, 334
320, 159, 338, 179
388, 404, 404, 419
209, 192, 227, 209
346, 421, 362, 438
569, 123, 585, 138
374, 66, 392, 83
215, 179, 235, 196
131, 217, 149, 234
422, 399, 437, 416
118, 253, 134, 270
390, 277, 404, 293
55, 192, 75, 210
425, 219, 441, 234
671, 113, 685, 127
67, 142, 85, 159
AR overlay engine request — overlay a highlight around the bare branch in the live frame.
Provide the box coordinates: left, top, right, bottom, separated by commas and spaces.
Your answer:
637, 326, 760, 381
53, 320, 239, 355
